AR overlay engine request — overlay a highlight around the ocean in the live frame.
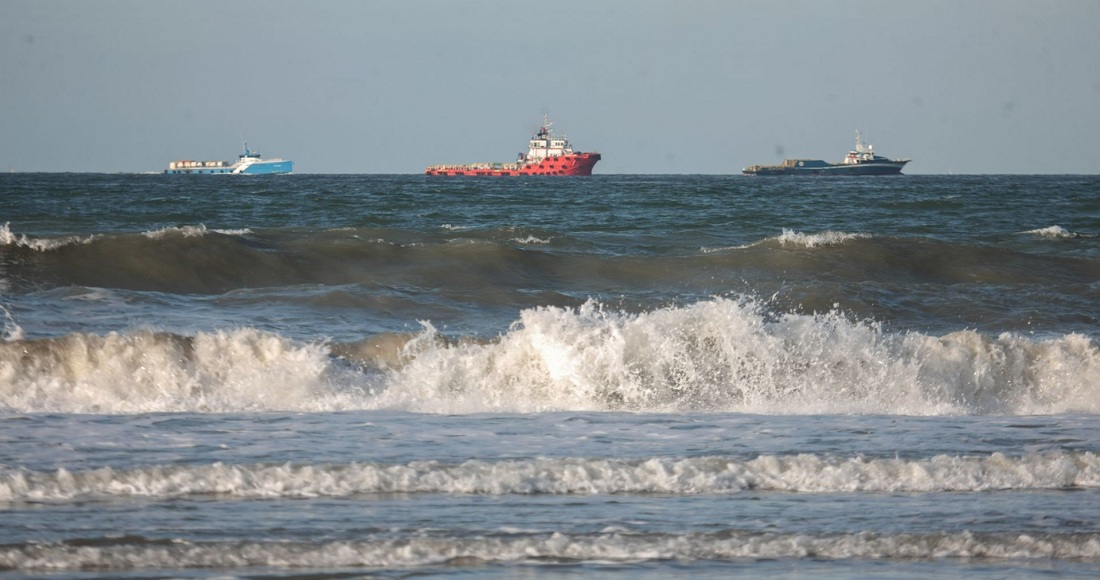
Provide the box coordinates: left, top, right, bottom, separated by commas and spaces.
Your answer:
1, 173, 1099, 578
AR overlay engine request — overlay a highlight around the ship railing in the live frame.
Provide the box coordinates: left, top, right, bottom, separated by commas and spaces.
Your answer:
426, 162, 525, 171
168, 160, 229, 169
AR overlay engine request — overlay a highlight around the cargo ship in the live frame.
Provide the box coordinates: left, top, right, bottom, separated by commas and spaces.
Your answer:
165, 143, 293, 174
742, 131, 910, 176
425, 115, 600, 176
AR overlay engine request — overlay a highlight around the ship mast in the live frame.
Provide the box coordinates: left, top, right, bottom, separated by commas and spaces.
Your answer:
541, 113, 552, 159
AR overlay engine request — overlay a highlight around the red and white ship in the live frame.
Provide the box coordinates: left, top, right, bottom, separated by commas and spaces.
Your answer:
425, 115, 601, 176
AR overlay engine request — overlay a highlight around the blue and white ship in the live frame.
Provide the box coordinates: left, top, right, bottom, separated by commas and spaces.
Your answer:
165, 143, 293, 174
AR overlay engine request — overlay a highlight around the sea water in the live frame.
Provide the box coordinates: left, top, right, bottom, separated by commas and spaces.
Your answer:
1, 173, 1098, 578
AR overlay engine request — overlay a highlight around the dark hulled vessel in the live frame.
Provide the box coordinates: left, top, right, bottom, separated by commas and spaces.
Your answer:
743, 131, 910, 176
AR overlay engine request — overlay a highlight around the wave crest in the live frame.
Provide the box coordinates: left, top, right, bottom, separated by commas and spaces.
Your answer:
1022, 225, 1096, 239
0, 222, 95, 251
0, 329, 365, 414
2, 530, 1098, 571
3, 451, 1097, 502
141, 224, 252, 239
1, 298, 1098, 415
375, 298, 1100, 415
776, 229, 871, 248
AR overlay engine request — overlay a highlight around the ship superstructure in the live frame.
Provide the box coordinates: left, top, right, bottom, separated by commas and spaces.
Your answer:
425, 115, 600, 176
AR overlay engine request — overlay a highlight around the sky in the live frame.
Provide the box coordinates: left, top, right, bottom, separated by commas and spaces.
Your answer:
1, 0, 1098, 174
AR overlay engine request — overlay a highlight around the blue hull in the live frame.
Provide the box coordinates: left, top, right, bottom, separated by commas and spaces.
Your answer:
240, 160, 293, 175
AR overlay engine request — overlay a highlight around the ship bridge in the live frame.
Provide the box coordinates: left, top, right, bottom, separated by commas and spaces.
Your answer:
524, 114, 575, 162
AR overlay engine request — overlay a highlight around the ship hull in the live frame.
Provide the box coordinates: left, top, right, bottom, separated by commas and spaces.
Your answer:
426, 153, 600, 176
743, 160, 908, 176
239, 160, 293, 175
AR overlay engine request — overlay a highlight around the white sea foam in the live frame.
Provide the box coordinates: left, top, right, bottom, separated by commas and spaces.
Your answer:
215, 227, 252, 235
1, 298, 1098, 415
1, 530, 1098, 571
141, 224, 251, 239
0, 329, 365, 414
2, 451, 1097, 502
0, 222, 95, 251
514, 235, 551, 244
699, 243, 753, 253
776, 229, 871, 248
1022, 225, 1087, 239
700, 230, 867, 254
0, 305, 22, 342
374, 298, 1100, 415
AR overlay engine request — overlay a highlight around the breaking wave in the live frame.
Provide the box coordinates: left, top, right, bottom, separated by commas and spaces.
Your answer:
700, 229, 871, 253
0, 328, 366, 414
776, 228, 871, 248
0, 222, 96, 251
1021, 225, 1100, 239
1, 297, 1098, 415
373, 298, 1100, 415
141, 224, 252, 239
1024, 225, 1080, 238
1, 531, 1098, 571
3, 451, 1098, 502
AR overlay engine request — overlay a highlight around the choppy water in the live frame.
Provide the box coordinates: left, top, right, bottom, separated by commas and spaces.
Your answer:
1, 173, 1099, 578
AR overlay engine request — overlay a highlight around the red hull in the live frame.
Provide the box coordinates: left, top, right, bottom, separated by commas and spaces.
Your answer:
425, 152, 601, 176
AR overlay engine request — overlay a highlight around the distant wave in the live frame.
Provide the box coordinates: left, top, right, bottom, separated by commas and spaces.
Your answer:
0, 222, 95, 251
3, 451, 1097, 502
1, 530, 1098, 572
0, 223, 252, 252
513, 235, 552, 245
701, 229, 871, 254
1022, 225, 1094, 239
1, 298, 1098, 415
3, 225, 1096, 295
142, 224, 252, 239
776, 228, 872, 248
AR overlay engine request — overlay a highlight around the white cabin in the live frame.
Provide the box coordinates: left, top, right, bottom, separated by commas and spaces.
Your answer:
522, 114, 576, 163
844, 130, 878, 165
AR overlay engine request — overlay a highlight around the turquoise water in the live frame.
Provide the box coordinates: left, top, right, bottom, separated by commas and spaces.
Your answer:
1, 174, 1099, 577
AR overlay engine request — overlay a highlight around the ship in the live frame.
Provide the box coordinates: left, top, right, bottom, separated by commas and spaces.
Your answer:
165, 143, 293, 174
742, 131, 910, 176
425, 115, 600, 176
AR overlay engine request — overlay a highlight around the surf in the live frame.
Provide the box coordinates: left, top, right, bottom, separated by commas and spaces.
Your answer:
1, 297, 1097, 416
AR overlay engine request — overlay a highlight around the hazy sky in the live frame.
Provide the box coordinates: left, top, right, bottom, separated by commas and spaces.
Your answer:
2, 0, 1098, 174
